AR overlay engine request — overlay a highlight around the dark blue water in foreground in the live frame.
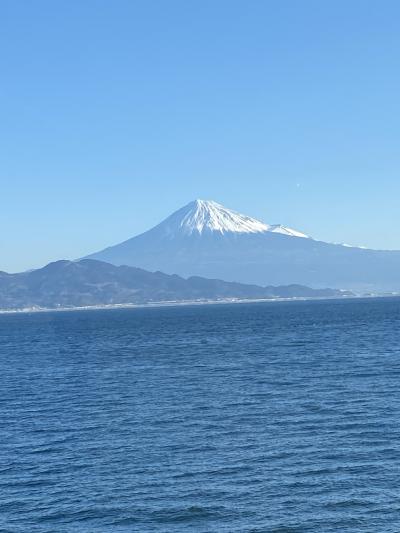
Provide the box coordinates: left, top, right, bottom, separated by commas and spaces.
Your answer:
1, 299, 400, 532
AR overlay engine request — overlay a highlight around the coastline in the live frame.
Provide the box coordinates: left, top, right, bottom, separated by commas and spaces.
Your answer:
0, 293, 390, 315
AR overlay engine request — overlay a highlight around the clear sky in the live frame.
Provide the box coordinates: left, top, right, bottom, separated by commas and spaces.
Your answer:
2, 0, 400, 272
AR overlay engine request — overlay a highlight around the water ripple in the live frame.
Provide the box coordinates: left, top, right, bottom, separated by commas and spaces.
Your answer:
1, 298, 400, 532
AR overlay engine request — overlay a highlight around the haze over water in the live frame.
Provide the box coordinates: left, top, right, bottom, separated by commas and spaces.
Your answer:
1, 298, 400, 532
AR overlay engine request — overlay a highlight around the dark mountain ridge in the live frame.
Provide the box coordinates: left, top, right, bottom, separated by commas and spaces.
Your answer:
0, 259, 350, 310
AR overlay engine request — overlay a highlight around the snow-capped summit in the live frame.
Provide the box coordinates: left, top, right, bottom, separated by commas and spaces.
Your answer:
153, 199, 309, 238
161, 199, 269, 236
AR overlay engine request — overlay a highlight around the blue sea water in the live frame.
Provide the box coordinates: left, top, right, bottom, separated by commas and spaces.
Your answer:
1, 298, 400, 532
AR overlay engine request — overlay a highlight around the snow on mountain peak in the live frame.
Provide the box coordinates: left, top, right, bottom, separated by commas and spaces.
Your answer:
177, 199, 270, 235
267, 224, 310, 239
157, 199, 310, 238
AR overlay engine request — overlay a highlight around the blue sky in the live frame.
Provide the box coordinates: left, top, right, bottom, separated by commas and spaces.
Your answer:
2, 0, 400, 272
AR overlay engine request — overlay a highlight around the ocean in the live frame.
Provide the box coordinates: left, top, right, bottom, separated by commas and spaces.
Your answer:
1, 298, 400, 532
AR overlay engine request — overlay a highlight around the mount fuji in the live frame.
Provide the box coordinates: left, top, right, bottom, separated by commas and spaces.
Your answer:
86, 199, 400, 291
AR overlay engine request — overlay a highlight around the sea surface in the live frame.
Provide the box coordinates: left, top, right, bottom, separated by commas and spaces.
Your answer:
1, 298, 400, 532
